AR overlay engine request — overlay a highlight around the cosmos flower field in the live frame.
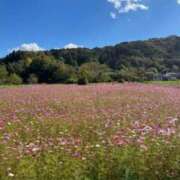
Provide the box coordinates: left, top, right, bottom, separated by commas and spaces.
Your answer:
0, 83, 179, 179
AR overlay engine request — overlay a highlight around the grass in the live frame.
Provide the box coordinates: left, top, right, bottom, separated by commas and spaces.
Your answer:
0, 83, 179, 179
147, 80, 180, 86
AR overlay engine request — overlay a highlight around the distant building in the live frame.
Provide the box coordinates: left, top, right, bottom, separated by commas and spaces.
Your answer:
161, 72, 180, 80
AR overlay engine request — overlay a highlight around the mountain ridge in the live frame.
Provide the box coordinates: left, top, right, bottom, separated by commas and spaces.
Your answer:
0, 35, 180, 84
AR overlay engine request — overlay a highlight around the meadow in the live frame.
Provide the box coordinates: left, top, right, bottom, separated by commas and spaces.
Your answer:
0, 83, 179, 180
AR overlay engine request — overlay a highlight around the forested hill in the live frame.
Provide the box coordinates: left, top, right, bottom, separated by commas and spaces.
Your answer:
0, 35, 180, 84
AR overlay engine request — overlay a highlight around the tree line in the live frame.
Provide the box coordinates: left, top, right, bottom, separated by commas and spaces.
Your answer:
0, 35, 180, 85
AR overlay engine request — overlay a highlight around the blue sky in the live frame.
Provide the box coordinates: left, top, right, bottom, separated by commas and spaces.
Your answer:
0, 0, 180, 57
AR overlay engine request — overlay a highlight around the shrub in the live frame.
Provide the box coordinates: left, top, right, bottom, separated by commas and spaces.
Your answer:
78, 76, 88, 85
27, 74, 38, 84
79, 62, 111, 83
95, 72, 112, 83
7, 73, 23, 85
0, 65, 8, 84
53, 62, 77, 83
65, 78, 78, 84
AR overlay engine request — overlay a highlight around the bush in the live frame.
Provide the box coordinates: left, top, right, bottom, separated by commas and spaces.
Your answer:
78, 77, 88, 85
27, 74, 38, 84
53, 62, 77, 83
79, 62, 111, 83
117, 66, 146, 82
95, 72, 112, 83
65, 78, 78, 84
7, 73, 23, 85
0, 65, 8, 84
118, 78, 125, 83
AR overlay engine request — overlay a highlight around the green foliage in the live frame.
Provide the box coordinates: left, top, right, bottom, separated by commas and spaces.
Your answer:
78, 75, 89, 85
28, 56, 57, 83
0, 65, 8, 84
27, 74, 38, 84
78, 77, 88, 85
65, 77, 78, 84
6, 73, 23, 85
95, 72, 112, 82
1, 35, 180, 84
79, 62, 111, 83
117, 66, 146, 82
78, 67, 89, 85
53, 62, 77, 83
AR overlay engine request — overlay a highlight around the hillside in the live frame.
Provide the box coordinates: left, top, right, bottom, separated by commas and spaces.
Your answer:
0, 35, 180, 84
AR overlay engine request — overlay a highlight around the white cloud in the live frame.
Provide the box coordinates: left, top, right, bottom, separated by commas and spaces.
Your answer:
64, 43, 83, 49
120, 1, 148, 13
110, 12, 117, 19
10, 43, 44, 52
108, 0, 180, 18
108, 0, 121, 9
107, 0, 149, 17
